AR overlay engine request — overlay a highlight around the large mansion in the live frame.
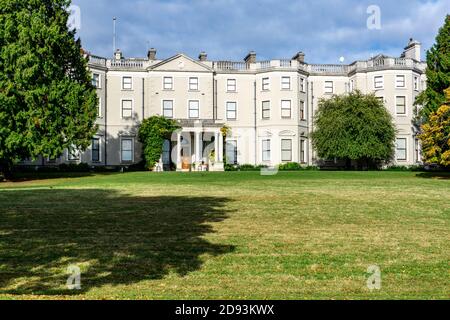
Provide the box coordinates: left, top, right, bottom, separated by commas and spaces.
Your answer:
23, 39, 427, 170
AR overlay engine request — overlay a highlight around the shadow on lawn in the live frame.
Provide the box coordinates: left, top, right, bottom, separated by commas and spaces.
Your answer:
415, 172, 450, 180
0, 189, 235, 295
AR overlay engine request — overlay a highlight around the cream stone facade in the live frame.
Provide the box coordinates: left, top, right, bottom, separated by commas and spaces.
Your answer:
22, 39, 427, 170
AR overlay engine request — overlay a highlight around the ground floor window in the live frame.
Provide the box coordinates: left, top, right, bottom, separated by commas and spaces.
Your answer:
300, 139, 306, 164
396, 138, 407, 161
68, 146, 80, 161
281, 139, 292, 162
162, 139, 171, 165
121, 138, 133, 162
226, 140, 238, 164
92, 138, 100, 162
262, 139, 271, 161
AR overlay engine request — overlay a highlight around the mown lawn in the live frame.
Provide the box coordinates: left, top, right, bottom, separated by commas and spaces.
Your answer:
0, 171, 448, 300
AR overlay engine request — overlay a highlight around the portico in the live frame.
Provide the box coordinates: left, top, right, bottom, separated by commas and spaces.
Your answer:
173, 120, 224, 172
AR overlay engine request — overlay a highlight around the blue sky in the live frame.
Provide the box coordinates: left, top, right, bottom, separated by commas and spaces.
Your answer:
72, 0, 449, 64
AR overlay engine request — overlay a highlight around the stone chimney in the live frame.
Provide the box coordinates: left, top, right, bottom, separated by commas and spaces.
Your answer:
147, 48, 157, 60
198, 51, 207, 61
114, 49, 123, 60
292, 51, 305, 63
244, 51, 257, 64
402, 38, 421, 61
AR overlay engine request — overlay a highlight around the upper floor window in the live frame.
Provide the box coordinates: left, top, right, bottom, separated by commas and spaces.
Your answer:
396, 75, 406, 88
324, 81, 334, 94
122, 76, 132, 90
189, 77, 199, 91
188, 100, 199, 118
299, 100, 305, 120
97, 97, 102, 118
92, 138, 100, 162
281, 76, 291, 90
226, 102, 237, 120
262, 101, 270, 119
281, 139, 292, 162
396, 96, 406, 115
374, 76, 384, 89
121, 100, 133, 118
227, 79, 236, 92
163, 100, 173, 118
92, 73, 100, 88
300, 78, 305, 92
414, 76, 419, 91
163, 77, 173, 90
262, 139, 271, 161
281, 100, 291, 118
121, 138, 133, 162
262, 77, 270, 91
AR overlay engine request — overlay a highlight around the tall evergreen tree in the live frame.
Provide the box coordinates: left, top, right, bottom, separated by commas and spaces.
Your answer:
0, 0, 98, 178
415, 15, 450, 121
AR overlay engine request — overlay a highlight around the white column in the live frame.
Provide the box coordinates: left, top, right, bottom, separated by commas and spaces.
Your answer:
214, 132, 220, 163
218, 132, 224, 163
177, 132, 182, 170
195, 132, 202, 166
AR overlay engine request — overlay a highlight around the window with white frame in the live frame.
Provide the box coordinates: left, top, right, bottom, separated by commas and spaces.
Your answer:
68, 146, 80, 161
189, 77, 199, 91
262, 139, 271, 161
300, 78, 305, 92
227, 79, 236, 92
92, 138, 100, 162
300, 139, 306, 163
262, 77, 270, 91
226, 102, 237, 120
121, 138, 133, 162
163, 100, 173, 118
395, 75, 406, 88
281, 139, 292, 162
226, 140, 238, 165
92, 73, 100, 88
374, 76, 384, 89
299, 100, 305, 120
324, 81, 334, 94
97, 97, 102, 117
376, 96, 384, 105
396, 96, 406, 115
163, 77, 173, 90
281, 100, 291, 118
122, 76, 132, 90
396, 138, 407, 161
188, 100, 199, 118
262, 101, 270, 119
121, 100, 133, 118
349, 79, 355, 92
281, 76, 291, 90
414, 76, 419, 91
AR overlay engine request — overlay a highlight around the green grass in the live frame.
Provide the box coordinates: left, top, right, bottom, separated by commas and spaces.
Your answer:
0, 171, 449, 300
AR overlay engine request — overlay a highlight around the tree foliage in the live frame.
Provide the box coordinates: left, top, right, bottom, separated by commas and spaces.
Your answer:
419, 88, 450, 167
311, 91, 396, 167
415, 15, 450, 122
138, 116, 180, 170
0, 0, 98, 177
